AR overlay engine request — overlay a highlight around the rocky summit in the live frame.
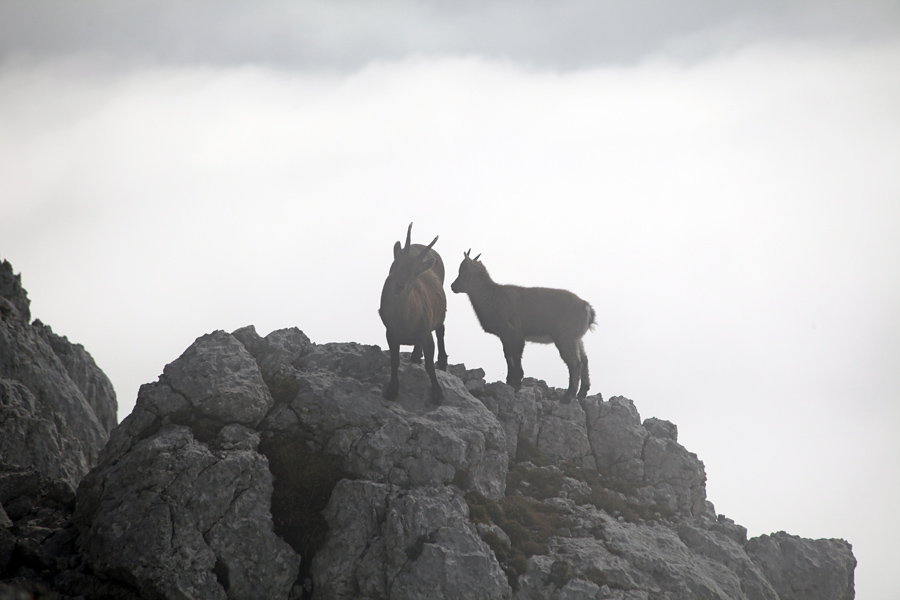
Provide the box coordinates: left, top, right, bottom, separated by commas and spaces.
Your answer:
1, 260, 856, 600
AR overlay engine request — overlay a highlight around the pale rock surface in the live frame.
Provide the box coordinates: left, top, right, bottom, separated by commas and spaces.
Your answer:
746, 532, 856, 600
584, 395, 648, 482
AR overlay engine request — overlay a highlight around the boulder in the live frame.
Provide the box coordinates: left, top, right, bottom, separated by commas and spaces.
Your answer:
584, 396, 648, 482
746, 531, 856, 600
313, 480, 509, 600
75, 424, 299, 600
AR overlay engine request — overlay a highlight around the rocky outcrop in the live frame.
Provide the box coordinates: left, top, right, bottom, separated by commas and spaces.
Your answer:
0, 465, 139, 600
0, 259, 123, 599
0, 259, 117, 489
1, 297, 856, 598
32, 320, 118, 435
746, 532, 856, 600
71, 325, 856, 600
76, 423, 298, 600
74, 328, 512, 600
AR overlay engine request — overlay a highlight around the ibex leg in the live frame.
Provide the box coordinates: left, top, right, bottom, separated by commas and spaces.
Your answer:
386, 336, 401, 401
435, 323, 448, 371
502, 337, 525, 391
555, 339, 582, 403
422, 333, 443, 404
576, 339, 591, 399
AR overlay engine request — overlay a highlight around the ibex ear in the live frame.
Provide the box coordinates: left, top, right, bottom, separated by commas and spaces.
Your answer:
474, 253, 482, 261
393, 241, 403, 260
419, 255, 436, 274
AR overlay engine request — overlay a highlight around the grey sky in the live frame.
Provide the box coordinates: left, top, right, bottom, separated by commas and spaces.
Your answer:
1, 2, 898, 598
2, 0, 898, 69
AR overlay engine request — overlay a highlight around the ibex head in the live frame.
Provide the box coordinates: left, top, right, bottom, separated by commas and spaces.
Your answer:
386, 223, 439, 296
450, 249, 483, 294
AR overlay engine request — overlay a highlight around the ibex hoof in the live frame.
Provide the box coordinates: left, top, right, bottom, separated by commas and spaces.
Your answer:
385, 382, 399, 401
431, 389, 444, 405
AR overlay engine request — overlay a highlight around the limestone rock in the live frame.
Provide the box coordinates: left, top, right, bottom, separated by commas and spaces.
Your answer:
0, 464, 139, 600
745, 532, 856, 600
1, 306, 857, 599
242, 329, 509, 500
641, 427, 707, 517
676, 522, 779, 600
33, 320, 118, 434
314, 480, 509, 600
584, 396, 648, 482
73, 326, 510, 600
161, 330, 274, 427
0, 262, 30, 323
0, 259, 116, 489
75, 423, 299, 600
507, 500, 781, 600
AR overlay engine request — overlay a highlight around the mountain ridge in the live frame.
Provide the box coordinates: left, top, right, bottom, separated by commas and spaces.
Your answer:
0, 259, 855, 599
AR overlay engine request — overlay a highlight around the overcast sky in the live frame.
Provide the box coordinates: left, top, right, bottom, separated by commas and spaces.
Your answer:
1, 1, 898, 598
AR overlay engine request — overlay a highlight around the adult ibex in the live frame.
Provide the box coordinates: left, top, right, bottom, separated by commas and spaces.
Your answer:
379, 223, 448, 403
451, 250, 595, 402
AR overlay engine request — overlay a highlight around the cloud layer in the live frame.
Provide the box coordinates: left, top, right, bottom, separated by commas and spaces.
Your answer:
1, 3, 899, 598
2, 0, 899, 69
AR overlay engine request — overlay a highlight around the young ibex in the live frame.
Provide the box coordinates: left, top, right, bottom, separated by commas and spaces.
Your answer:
451, 250, 595, 402
379, 223, 448, 403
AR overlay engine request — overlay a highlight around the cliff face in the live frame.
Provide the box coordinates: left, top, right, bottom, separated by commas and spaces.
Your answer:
0, 259, 123, 599
0, 261, 856, 599
0, 259, 117, 489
